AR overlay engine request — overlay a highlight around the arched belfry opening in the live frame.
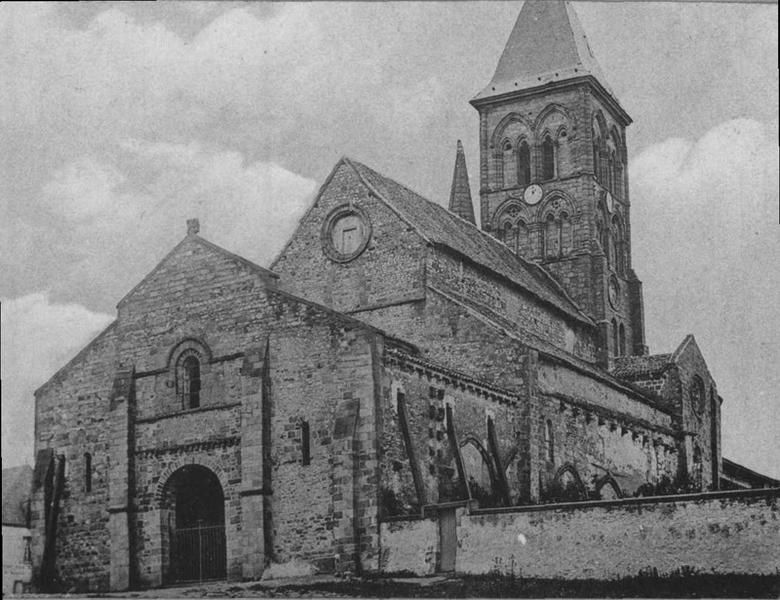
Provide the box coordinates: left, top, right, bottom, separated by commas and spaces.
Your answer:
160, 465, 226, 583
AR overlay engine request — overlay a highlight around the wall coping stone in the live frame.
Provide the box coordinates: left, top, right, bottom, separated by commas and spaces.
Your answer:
469, 486, 780, 516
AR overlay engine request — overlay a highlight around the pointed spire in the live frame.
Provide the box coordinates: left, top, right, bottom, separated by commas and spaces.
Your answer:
448, 140, 475, 224
473, 1, 619, 108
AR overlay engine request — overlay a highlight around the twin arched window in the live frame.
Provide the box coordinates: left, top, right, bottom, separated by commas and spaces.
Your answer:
499, 134, 559, 188
178, 352, 201, 409
611, 319, 627, 357
500, 220, 529, 256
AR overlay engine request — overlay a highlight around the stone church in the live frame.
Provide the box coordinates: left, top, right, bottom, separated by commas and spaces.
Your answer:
31, 1, 753, 591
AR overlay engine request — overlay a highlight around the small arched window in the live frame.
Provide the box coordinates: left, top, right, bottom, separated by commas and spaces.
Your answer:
501, 221, 513, 248
179, 353, 201, 409
618, 323, 626, 357
84, 452, 92, 493
301, 420, 311, 466
690, 375, 705, 416
559, 212, 571, 256
516, 220, 528, 257
541, 136, 556, 180
544, 420, 554, 463
593, 139, 601, 181
502, 141, 515, 187
608, 231, 617, 267
611, 318, 619, 357
544, 214, 559, 258
517, 141, 531, 186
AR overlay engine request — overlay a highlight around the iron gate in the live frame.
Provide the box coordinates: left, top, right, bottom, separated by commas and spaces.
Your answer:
171, 523, 226, 582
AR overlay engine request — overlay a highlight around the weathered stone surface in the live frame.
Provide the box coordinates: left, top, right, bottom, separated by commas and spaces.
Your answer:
453, 490, 780, 579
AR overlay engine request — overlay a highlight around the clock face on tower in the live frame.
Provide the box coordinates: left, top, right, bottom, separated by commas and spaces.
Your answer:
523, 184, 543, 205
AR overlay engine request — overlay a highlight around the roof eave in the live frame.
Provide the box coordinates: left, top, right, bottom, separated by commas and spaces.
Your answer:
470, 75, 632, 127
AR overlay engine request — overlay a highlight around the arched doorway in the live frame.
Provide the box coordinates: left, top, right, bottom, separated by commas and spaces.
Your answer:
161, 465, 226, 583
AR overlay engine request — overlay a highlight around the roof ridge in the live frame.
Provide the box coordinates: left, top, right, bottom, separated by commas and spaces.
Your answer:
428, 284, 663, 410
344, 157, 592, 324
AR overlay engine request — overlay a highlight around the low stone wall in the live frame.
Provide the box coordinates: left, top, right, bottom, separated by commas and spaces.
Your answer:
378, 517, 438, 576
456, 489, 780, 579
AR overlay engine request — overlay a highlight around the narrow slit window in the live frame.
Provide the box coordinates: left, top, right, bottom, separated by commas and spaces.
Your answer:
84, 452, 92, 493
612, 319, 619, 357
181, 355, 201, 409
502, 141, 515, 187
542, 136, 555, 180
301, 420, 311, 466
544, 420, 555, 463
517, 141, 531, 186
618, 323, 626, 357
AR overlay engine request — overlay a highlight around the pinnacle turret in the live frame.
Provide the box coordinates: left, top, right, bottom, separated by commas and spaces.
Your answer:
448, 140, 475, 225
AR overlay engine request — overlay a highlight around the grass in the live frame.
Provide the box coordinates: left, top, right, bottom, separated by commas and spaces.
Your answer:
245, 572, 780, 598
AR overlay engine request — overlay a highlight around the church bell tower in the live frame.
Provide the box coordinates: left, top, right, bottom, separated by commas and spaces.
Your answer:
470, 0, 647, 359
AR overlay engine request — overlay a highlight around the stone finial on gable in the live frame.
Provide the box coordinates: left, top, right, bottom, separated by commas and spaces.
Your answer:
187, 218, 200, 236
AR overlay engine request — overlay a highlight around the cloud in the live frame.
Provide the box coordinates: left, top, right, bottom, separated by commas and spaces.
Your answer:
1, 293, 114, 468
630, 118, 780, 478
43, 156, 128, 220
30, 141, 316, 308
0, 4, 389, 151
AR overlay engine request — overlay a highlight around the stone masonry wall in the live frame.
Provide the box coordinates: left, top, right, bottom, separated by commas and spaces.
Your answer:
380, 357, 521, 510
272, 161, 427, 315
454, 489, 780, 578
378, 518, 438, 576
33, 234, 388, 590
533, 360, 677, 498
428, 249, 597, 362
32, 324, 118, 592
534, 394, 677, 499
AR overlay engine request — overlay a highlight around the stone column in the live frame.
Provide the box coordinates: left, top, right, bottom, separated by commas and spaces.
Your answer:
107, 369, 134, 591
522, 350, 539, 503
239, 346, 268, 580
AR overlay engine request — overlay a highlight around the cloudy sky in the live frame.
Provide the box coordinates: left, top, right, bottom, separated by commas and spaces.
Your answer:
1, 2, 778, 478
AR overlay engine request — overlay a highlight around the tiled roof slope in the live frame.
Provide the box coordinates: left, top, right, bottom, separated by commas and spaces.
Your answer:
613, 353, 673, 379
2, 465, 32, 527
473, 1, 616, 103
345, 158, 592, 325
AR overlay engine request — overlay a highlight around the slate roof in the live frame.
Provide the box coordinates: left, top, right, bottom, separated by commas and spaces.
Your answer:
613, 353, 673, 379
472, 0, 626, 121
345, 158, 592, 325
2, 465, 32, 527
